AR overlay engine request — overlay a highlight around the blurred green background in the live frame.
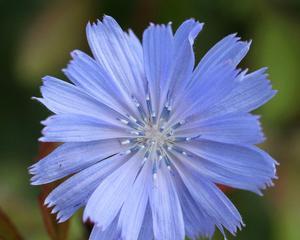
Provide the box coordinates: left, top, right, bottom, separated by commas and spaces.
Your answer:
0, 0, 299, 239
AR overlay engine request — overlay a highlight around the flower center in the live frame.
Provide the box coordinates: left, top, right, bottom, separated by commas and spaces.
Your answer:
144, 125, 168, 147
116, 96, 201, 177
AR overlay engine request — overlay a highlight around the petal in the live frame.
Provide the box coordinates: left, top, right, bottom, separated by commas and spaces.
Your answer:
125, 29, 148, 109
83, 150, 144, 229
36, 76, 122, 124
172, 154, 243, 235
44, 153, 127, 222
193, 34, 251, 79
127, 29, 143, 64
63, 50, 135, 116
206, 68, 277, 116
174, 34, 252, 122
40, 114, 130, 142
142, 23, 174, 116
175, 113, 265, 144
149, 162, 185, 240
89, 216, 120, 240
137, 204, 154, 240
29, 140, 124, 184
173, 169, 215, 239
86, 16, 146, 103
118, 159, 152, 240
176, 139, 277, 193
163, 19, 203, 110
169, 63, 238, 125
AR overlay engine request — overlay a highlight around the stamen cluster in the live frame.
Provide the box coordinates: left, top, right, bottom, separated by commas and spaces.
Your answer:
118, 95, 196, 177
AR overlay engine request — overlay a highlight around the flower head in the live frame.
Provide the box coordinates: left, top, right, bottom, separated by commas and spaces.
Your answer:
29, 15, 277, 240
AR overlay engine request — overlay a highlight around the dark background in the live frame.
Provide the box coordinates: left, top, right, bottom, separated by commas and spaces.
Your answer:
0, 0, 299, 239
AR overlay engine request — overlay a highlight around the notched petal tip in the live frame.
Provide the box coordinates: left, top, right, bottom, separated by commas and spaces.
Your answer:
70, 49, 82, 58
40, 119, 47, 126
31, 96, 40, 101
28, 164, 38, 175
41, 75, 53, 83
44, 195, 55, 208
30, 176, 41, 185
51, 207, 58, 214
38, 136, 48, 142
271, 89, 278, 97
82, 210, 92, 223
86, 21, 92, 30
57, 216, 67, 224
103, 14, 115, 22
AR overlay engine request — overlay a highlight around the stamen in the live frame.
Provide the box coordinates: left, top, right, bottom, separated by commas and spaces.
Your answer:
186, 134, 201, 141
152, 159, 158, 179
130, 130, 144, 136
121, 144, 144, 155
171, 119, 186, 130
146, 94, 152, 119
151, 113, 157, 125
173, 137, 189, 142
117, 118, 129, 125
167, 145, 191, 157
117, 94, 196, 174
174, 135, 201, 142
153, 172, 157, 180
127, 114, 137, 123
164, 156, 172, 170
136, 119, 145, 127
144, 150, 150, 159
121, 139, 131, 145
160, 146, 172, 170
159, 123, 166, 132
160, 104, 171, 121
160, 92, 172, 121
118, 116, 144, 130
166, 130, 174, 137
140, 147, 151, 166
131, 95, 146, 121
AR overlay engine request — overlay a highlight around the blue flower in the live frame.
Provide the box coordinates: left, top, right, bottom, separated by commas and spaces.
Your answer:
29, 15, 277, 240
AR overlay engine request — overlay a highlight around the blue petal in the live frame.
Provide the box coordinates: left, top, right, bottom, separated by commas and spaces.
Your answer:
149, 162, 185, 240
35, 76, 123, 124
89, 216, 120, 240
173, 169, 215, 239
44, 153, 127, 222
177, 140, 277, 193
40, 114, 130, 142
137, 204, 154, 240
170, 63, 238, 125
83, 150, 145, 230
125, 29, 148, 107
63, 50, 137, 116
206, 68, 277, 116
193, 34, 250, 79
142, 22, 174, 115
118, 159, 152, 240
29, 140, 124, 184
86, 16, 146, 108
127, 29, 143, 65
175, 113, 265, 144
162, 19, 203, 112
172, 154, 244, 235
